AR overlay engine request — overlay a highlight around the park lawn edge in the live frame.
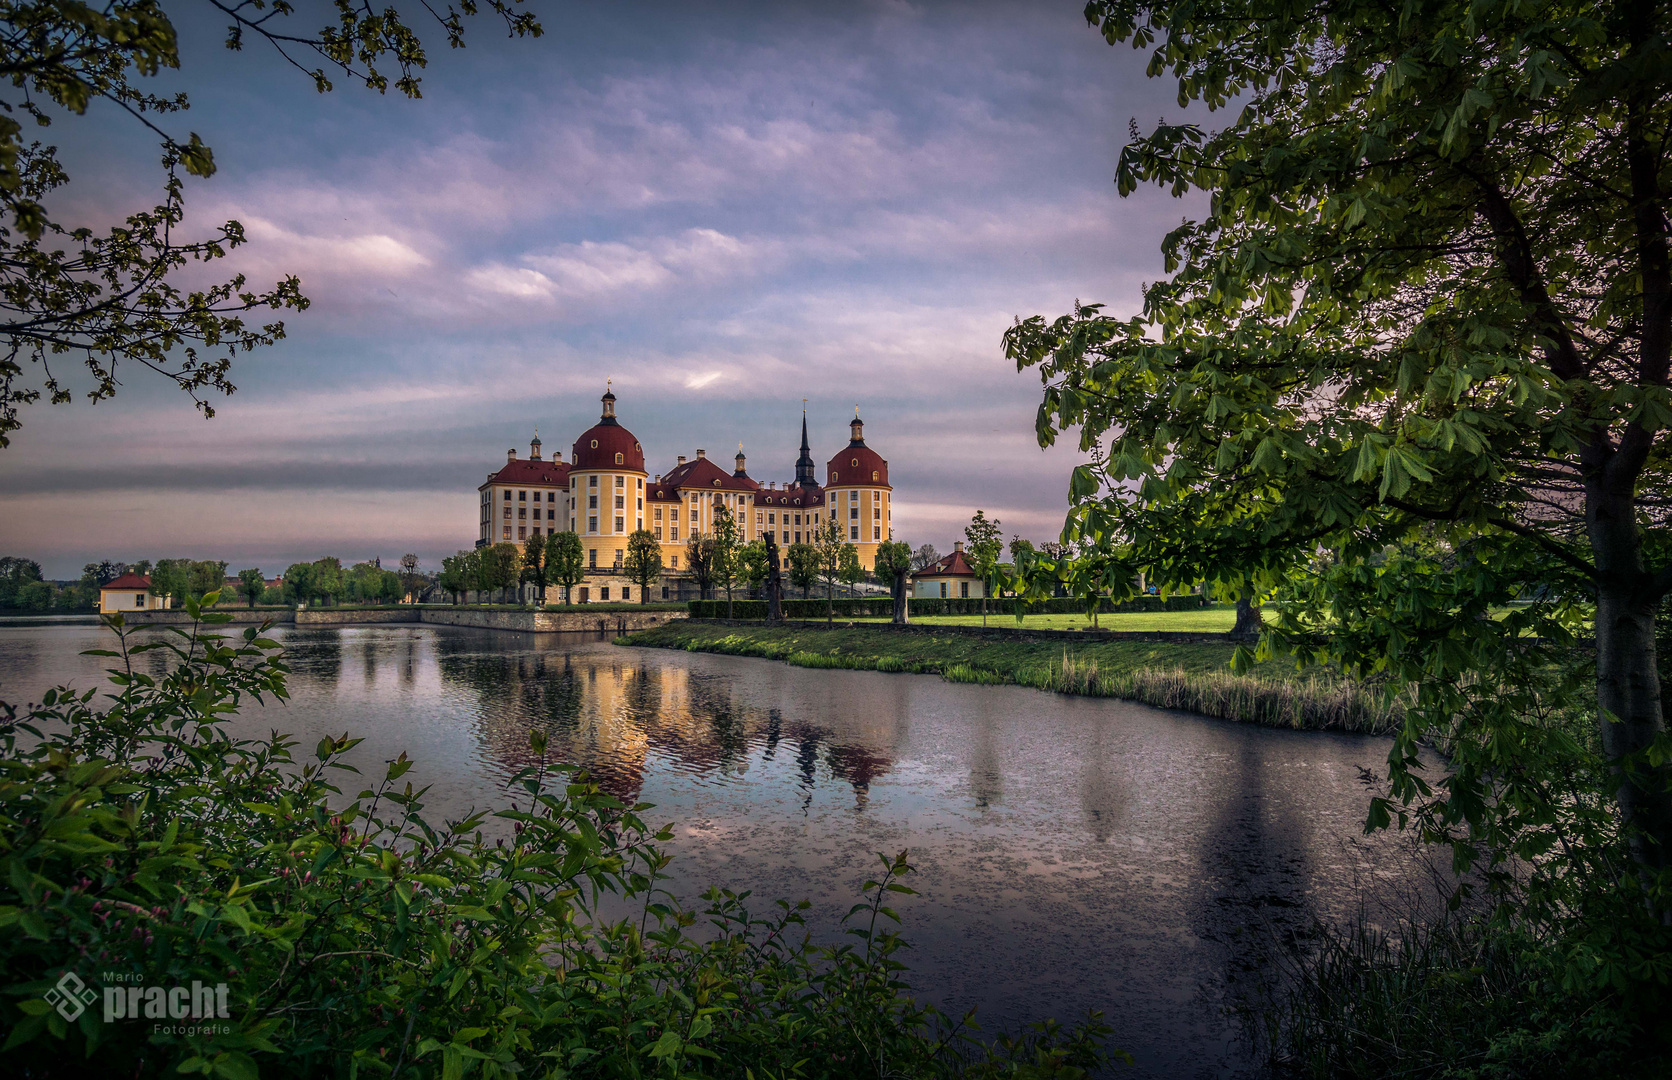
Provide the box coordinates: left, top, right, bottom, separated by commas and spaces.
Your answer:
617, 621, 1402, 735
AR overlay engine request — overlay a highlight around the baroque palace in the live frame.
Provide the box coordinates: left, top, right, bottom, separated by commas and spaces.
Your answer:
476, 387, 893, 601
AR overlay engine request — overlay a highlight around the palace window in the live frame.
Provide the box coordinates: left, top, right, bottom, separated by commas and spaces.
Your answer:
518, 507, 526, 519
849, 507, 858, 520
872, 471, 878, 481
518, 527, 526, 540
614, 495, 624, 509
793, 513, 801, 525
134, 593, 146, 608
504, 490, 511, 501
671, 526, 680, 540
654, 527, 663, 540
637, 498, 643, 510
504, 506, 512, 519
654, 508, 662, 520
768, 512, 775, 524
589, 475, 598, 487
756, 511, 764, 523
615, 475, 624, 488
589, 516, 598, 531
960, 582, 970, 598
503, 527, 512, 540
874, 506, 881, 519
518, 490, 526, 501
939, 582, 947, 599
850, 526, 860, 540
601, 587, 610, 601
689, 510, 697, 522
638, 478, 644, 489
589, 549, 597, 568
781, 531, 788, 544
670, 555, 678, 569
831, 471, 838, 482
615, 453, 624, 465
873, 527, 881, 540
615, 516, 624, 532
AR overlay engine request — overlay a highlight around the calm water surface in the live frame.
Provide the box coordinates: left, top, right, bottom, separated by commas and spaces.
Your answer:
0, 624, 1427, 1078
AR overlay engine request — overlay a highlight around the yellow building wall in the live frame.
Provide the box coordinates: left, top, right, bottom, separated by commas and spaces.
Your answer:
570, 468, 649, 570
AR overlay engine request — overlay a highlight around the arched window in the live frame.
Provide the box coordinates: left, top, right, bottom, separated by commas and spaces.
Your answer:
590, 439, 598, 449
615, 452, 624, 465
871, 470, 878, 481
831, 471, 839, 482
851, 457, 858, 467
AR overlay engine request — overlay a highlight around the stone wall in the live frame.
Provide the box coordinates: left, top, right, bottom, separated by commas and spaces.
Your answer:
296, 608, 415, 625
121, 609, 297, 626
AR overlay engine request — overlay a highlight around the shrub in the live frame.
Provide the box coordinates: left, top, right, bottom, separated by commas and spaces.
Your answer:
0, 598, 1121, 1078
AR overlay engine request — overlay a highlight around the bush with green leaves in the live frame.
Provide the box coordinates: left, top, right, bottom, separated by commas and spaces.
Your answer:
0, 595, 1119, 1079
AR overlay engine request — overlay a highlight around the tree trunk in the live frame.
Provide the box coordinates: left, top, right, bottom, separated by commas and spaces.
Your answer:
893, 568, 908, 625
1590, 493, 1672, 885
766, 537, 783, 624
726, 583, 733, 619
826, 576, 834, 625
1232, 596, 1261, 639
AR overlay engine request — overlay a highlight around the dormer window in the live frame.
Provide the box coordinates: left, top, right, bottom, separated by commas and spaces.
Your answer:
872, 471, 879, 481
851, 458, 859, 467
831, 472, 838, 482
615, 452, 624, 464
590, 439, 598, 448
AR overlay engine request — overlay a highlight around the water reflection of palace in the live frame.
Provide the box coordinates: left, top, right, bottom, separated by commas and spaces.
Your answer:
439, 638, 896, 807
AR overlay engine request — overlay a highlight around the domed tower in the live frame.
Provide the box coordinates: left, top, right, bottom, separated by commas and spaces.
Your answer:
824, 408, 892, 570
569, 384, 648, 575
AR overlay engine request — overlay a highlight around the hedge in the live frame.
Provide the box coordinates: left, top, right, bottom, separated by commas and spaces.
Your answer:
687, 594, 1213, 619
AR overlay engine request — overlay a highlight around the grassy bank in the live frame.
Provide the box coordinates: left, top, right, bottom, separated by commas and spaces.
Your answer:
619, 622, 1402, 734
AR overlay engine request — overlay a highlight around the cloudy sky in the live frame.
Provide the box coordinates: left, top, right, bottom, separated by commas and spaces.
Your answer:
1, 1, 1204, 578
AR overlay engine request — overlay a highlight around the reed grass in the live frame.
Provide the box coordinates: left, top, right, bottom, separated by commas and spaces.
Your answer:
617, 624, 1401, 734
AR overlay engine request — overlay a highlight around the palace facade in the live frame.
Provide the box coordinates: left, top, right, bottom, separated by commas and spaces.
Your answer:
476, 388, 894, 600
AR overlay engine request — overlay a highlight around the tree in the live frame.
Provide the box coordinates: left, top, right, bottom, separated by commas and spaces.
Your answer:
438, 552, 475, 604
82, 561, 125, 588
685, 532, 719, 601
308, 557, 343, 605
486, 543, 521, 604
548, 533, 585, 606
739, 540, 770, 598
150, 559, 191, 608
237, 568, 265, 609
787, 543, 820, 599
813, 515, 846, 624
399, 553, 423, 604
280, 562, 315, 607
0, 556, 43, 609
909, 545, 940, 574
624, 529, 663, 605
520, 533, 549, 606
1006, 2, 1672, 924
838, 544, 864, 599
964, 511, 1003, 626
712, 505, 744, 618
874, 539, 915, 625
0, 1, 542, 447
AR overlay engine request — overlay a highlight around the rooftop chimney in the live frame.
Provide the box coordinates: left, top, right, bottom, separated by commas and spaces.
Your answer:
507, 448, 517, 463
678, 455, 687, 466
954, 541, 964, 552
696, 448, 706, 459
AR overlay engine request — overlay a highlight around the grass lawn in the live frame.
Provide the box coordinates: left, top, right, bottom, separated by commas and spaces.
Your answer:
620, 621, 1400, 734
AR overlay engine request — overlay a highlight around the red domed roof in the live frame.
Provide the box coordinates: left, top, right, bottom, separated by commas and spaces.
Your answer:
571, 389, 646, 471
826, 414, 888, 487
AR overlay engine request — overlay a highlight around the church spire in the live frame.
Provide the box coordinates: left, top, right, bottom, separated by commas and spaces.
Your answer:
794, 401, 817, 486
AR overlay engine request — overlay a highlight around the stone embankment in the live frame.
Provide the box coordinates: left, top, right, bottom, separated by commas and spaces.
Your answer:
34, 607, 688, 633
694, 617, 1250, 644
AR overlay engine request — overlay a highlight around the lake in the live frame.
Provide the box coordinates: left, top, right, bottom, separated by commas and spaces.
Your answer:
0, 622, 1431, 1078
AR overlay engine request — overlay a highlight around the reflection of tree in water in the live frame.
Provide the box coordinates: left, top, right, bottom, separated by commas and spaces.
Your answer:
439, 646, 895, 808
283, 629, 342, 684
968, 710, 1004, 811
1077, 721, 1123, 843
